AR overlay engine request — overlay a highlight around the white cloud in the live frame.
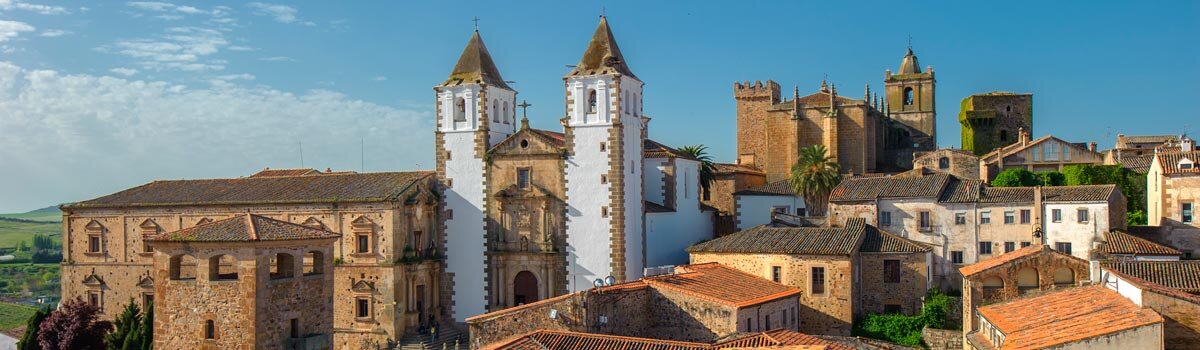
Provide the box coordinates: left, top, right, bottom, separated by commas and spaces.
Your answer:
372, 76, 387, 81
0, 0, 70, 15
247, 2, 300, 24
0, 61, 432, 212
227, 45, 255, 51
154, 14, 183, 21
0, 20, 35, 42
100, 26, 230, 71
258, 56, 296, 62
40, 29, 72, 37
109, 67, 138, 76
126, 1, 213, 16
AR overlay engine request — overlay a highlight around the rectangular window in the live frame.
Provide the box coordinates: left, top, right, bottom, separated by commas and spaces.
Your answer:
884, 304, 902, 314
919, 211, 931, 231
1004, 242, 1016, 253
1004, 211, 1015, 224
1055, 242, 1073, 255
955, 212, 966, 225
773, 206, 790, 214
765, 315, 771, 330
1077, 208, 1089, 223
142, 240, 153, 253
951, 251, 964, 264
601, 207, 609, 217
1184, 203, 1194, 223
884, 260, 900, 283
979, 241, 993, 255
1020, 209, 1031, 224
980, 211, 991, 224
1052, 209, 1062, 222
88, 235, 101, 253
599, 142, 606, 152
289, 318, 299, 338
600, 174, 607, 184
796, 208, 806, 217
517, 168, 530, 189
1021, 241, 1032, 248
142, 293, 154, 310
772, 266, 782, 283
356, 298, 370, 319
811, 267, 825, 295
356, 234, 370, 254
746, 318, 752, 332
880, 211, 892, 226
88, 291, 101, 308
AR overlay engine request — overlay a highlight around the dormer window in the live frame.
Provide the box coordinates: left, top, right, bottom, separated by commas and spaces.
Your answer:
454, 98, 467, 122
1180, 158, 1194, 170
587, 89, 598, 114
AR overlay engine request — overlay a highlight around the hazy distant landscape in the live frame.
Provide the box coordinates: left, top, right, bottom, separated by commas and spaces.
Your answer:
0, 206, 63, 332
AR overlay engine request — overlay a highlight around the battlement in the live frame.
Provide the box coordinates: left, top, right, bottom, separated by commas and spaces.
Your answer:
734, 80, 781, 102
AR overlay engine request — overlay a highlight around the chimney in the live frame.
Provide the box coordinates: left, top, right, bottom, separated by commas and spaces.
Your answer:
1088, 142, 1097, 152
1019, 127, 1030, 146
1181, 134, 1194, 152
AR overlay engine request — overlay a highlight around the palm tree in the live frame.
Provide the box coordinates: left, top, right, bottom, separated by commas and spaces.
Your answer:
679, 145, 715, 200
790, 145, 842, 216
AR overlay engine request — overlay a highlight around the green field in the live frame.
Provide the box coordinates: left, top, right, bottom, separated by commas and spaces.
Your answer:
0, 206, 62, 250
0, 302, 38, 331
0, 206, 62, 222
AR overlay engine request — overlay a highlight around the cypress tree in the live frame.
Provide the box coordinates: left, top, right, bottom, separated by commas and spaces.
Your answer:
17, 306, 50, 350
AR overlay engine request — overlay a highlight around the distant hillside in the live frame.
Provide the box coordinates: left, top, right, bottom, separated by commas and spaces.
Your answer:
0, 206, 62, 223
0, 206, 62, 249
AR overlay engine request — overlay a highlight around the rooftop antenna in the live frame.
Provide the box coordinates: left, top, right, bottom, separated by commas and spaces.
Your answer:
472, 16, 480, 31
600, 5, 605, 17
907, 35, 912, 50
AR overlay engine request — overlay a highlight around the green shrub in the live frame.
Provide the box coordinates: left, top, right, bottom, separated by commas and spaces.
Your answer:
992, 168, 1041, 187
855, 289, 954, 346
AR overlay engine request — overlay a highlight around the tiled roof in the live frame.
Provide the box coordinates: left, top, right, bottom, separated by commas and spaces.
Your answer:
829, 174, 951, 202
147, 214, 340, 242
959, 245, 1083, 277
979, 135, 1100, 164
65, 171, 435, 208
937, 178, 983, 203
644, 139, 698, 160
248, 168, 322, 178
645, 200, 674, 213
487, 329, 854, 350
717, 329, 855, 350
1101, 261, 1200, 293
1098, 231, 1182, 257
713, 163, 765, 175
1117, 154, 1156, 173
642, 263, 800, 308
977, 187, 1033, 203
530, 128, 566, 148
793, 91, 859, 107
1153, 150, 1200, 175
565, 17, 637, 79
1042, 184, 1117, 202
441, 31, 511, 89
734, 180, 796, 196
1119, 135, 1177, 145
689, 219, 866, 256
859, 226, 930, 253
975, 286, 1162, 350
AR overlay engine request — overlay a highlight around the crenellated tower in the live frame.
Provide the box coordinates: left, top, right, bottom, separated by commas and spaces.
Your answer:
884, 46, 936, 149
436, 29, 517, 321
562, 16, 645, 290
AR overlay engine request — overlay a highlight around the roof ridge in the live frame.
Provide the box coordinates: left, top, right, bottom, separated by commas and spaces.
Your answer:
246, 214, 258, 241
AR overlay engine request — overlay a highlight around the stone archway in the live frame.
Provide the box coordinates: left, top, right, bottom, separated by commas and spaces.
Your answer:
513, 271, 539, 306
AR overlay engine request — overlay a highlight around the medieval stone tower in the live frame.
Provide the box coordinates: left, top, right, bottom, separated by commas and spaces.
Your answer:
436, 29, 518, 321
959, 92, 1034, 155
884, 47, 936, 149
562, 16, 645, 290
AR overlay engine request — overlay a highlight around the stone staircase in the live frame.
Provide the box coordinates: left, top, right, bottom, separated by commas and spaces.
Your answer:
396, 323, 468, 350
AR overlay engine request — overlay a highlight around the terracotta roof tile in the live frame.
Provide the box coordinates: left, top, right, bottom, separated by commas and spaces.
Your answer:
1041, 184, 1117, 202
976, 286, 1162, 350
643, 263, 800, 308
829, 174, 951, 202
66, 171, 434, 208
644, 139, 698, 160
959, 245, 1085, 277
937, 178, 983, 203
689, 219, 867, 256
147, 214, 340, 242
1117, 154, 1156, 173
859, 226, 931, 253
1101, 261, 1200, 293
977, 187, 1033, 203
1098, 231, 1182, 257
441, 31, 511, 89
248, 168, 322, 178
713, 163, 765, 175
1153, 150, 1200, 175
487, 329, 855, 350
1120, 135, 1177, 145
734, 180, 795, 196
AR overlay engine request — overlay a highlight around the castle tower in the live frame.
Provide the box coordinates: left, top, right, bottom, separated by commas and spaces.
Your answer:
884, 47, 936, 149
436, 29, 517, 321
562, 16, 645, 290
733, 80, 781, 167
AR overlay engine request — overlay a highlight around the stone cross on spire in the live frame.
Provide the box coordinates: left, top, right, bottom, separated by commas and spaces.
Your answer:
518, 100, 532, 129
473, 16, 480, 31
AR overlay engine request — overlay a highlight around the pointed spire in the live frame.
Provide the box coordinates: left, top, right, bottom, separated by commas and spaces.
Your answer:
441, 30, 510, 89
864, 83, 871, 102
566, 16, 637, 79
820, 79, 828, 92
793, 85, 800, 100
899, 46, 921, 74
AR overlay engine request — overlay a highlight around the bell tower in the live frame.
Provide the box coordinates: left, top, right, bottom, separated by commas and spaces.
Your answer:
562, 16, 645, 291
884, 46, 936, 149
436, 29, 516, 321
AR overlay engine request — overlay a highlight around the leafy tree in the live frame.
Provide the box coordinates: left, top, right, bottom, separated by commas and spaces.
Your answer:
17, 306, 51, 350
992, 168, 1041, 187
38, 297, 113, 350
32, 235, 54, 251
15, 240, 28, 252
1036, 171, 1065, 186
105, 301, 140, 350
678, 145, 715, 199
1062, 164, 1148, 224
790, 145, 842, 216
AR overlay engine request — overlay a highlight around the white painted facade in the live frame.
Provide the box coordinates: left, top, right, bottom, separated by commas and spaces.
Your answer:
645, 157, 713, 267
734, 194, 805, 230
1043, 201, 1112, 260
1100, 267, 1146, 306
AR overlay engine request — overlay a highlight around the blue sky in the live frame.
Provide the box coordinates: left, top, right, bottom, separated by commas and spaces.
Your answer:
0, 0, 1197, 212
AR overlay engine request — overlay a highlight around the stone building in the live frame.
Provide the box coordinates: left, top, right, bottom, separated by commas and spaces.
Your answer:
436, 18, 715, 322
958, 92, 1033, 156
978, 130, 1104, 182
1144, 145, 1200, 258
734, 48, 936, 181
60, 170, 443, 347
958, 244, 1090, 338
481, 328, 869, 350
731, 180, 806, 231
913, 149, 979, 180
147, 214, 338, 350
687, 218, 931, 335
707, 163, 767, 235
1100, 261, 1200, 349
1096, 230, 1183, 261
1111, 134, 1184, 159
966, 286, 1163, 350
828, 172, 1125, 289
465, 263, 801, 348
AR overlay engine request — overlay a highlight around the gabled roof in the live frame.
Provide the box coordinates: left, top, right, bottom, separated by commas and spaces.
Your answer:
712, 163, 764, 175
1118, 134, 1177, 146
248, 168, 321, 178
688, 219, 867, 256
1117, 154, 1156, 173
1152, 150, 1200, 175
441, 30, 510, 89
974, 286, 1162, 350
977, 187, 1034, 203
565, 17, 637, 79
1042, 184, 1118, 202
65, 171, 435, 208
979, 134, 1100, 163
959, 244, 1083, 277
937, 178, 983, 203
147, 214, 340, 242
644, 139, 697, 160
486, 329, 853, 350
641, 263, 800, 308
489, 127, 567, 153
1101, 261, 1200, 294
1098, 230, 1182, 257
859, 226, 931, 253
829, 173, 951, 202
734, 180, 795, 197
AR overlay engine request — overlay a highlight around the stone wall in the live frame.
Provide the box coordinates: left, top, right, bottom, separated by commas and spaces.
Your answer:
649, 287, 737, 342
858, 252, 929, 317
466, 287, 652, 349
921, 327, 962, 350
961, 247, 1088, 334
914, 150, 979, 180
1142, 290, 1200, 349
958, 93, 1033, 156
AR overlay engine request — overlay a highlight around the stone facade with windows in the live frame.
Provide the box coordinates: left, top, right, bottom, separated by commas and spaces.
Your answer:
1146, 148, 1200, 257
958, 92, 1033, 156
978, 129, 1104, 182
958, 244, 1090, 340
913, 148, 980, 180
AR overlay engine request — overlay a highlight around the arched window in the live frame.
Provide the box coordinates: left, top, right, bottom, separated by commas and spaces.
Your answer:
903, 87, 914, 105
270, 252, 295, 280
169, 254, 197, 280
938, 157, 950, 169
492, 100, 498, 122
454, 98, 467, 122
1016, 268, 1039, 294
304, 250, 324, 276
624, 91, 630, 114
208, 254, 238, 281
1053, 267, 1075, 287
503, 101, 510, 123
204, 320, 216, 339
514, 271, 539, 306
587, 89, 598, 114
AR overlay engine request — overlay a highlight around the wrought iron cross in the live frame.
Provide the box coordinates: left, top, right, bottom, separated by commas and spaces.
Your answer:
518, 100, 532, 119
473, 16, 480, 30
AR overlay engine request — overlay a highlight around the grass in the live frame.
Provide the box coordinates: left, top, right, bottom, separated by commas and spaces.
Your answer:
0, 206, 61, 222
0, 302, 38, 331
0, 206, 62, 251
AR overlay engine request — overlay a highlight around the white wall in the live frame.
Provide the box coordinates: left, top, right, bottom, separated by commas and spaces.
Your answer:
565, 125, 613, 293
620, 77, 644, 280
645, 158, 713, 267
734, 194, 805, 230
439, 86, 490, 321
1101, 267, 1146, 306
1044, 202, 1111, 260
643, 158, 666, 206
485, 86, 517, 145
